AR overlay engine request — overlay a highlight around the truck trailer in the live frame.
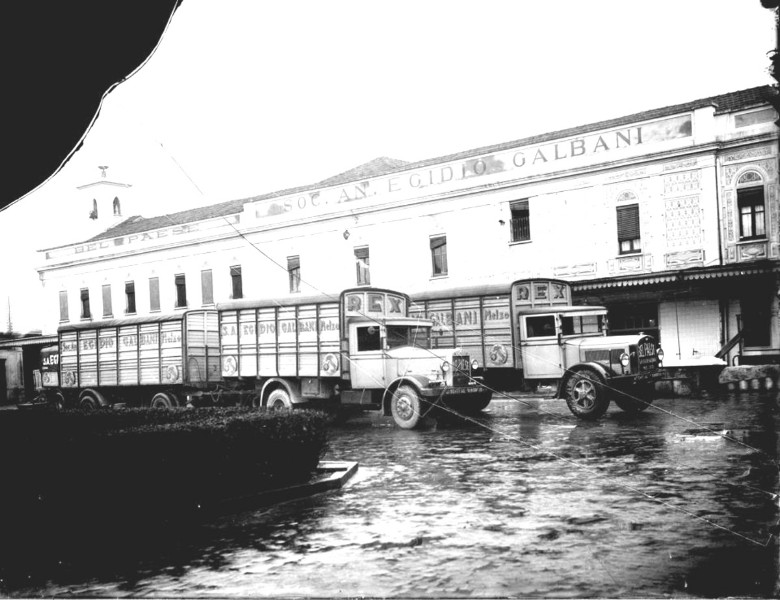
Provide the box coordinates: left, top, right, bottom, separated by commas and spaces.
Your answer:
411, 278, 664, 419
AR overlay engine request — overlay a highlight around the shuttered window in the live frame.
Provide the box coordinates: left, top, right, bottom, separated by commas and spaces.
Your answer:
510, 200, 530, 242
201, 269, 213, 305
430, 236, 448, 276
149, 277, 160, 312
102, 284, 112, 317
59, 290, 69, 322
616, 204, 641, 254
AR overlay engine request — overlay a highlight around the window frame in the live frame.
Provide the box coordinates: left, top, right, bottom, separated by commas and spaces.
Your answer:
125, 281, 136, 315
509, 199, 531, 243
354, 246, 370, 286
230, 265, 243, 299
616, 203, 641, 255
80, 288, 91, 320
430, 235, 448, 277
288, 256, 301, 293
737, 185, 766, 241
101, 284, 112, 318
174, 274, 187, 308
149, 277, 160, 313
201, 269, 214, 306
58, 290, 69, 323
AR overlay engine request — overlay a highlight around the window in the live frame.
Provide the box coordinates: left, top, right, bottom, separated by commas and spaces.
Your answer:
288, 256, 300, 293
59, 291, 69, 322
525, 315, 556, 338
113, 197, 121, 216
80, 288, 91, 319
201, 269, 213, 305
175, 274, 187, 308
149, 277, 160, 312
102, 284, 112, 317
561, 314, 606, 335
356, 325, 381, 351
616, 204, 641, 254
510, 200, 530, 242
230, 265, 243, 299
89, 199, 98, 220
355, 247, 370, 286
125, 281, 136, 314
737, 174, 766, 240
430, 236, 448, 277
386, 325, 430, 349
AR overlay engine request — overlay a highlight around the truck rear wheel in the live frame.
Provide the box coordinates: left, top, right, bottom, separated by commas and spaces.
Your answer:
563, 368, 610, 420
79, 393, 100, 410
390, 385, 423, 429
266, 388, 292, 410
151, 392, 178, 409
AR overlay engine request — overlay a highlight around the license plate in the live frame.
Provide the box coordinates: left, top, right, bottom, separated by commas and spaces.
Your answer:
444, 386, 483, 395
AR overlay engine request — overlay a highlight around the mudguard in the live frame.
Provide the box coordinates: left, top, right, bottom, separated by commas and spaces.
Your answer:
79, 388, 110, 407
556, 362, 614, 399
259, 378, 303, 405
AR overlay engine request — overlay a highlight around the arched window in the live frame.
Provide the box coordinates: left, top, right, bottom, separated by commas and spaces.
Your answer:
736, 170, 766, 240
113, 197, 121, 216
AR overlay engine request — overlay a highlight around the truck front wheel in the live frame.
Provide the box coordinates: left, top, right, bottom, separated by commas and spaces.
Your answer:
390, 385, 423, 429
266, 388, 292, 410
151, 392, 178, 409
563, 368, 610, 420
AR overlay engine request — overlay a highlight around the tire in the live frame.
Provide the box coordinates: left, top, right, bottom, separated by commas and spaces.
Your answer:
266, 388, 293, 410
79, 393, 100, 410
151, 392, 178, 409
390, 385, 423, 429
614, 385, 654, 413
53, 392, 66, 411
563, 368, 610, 420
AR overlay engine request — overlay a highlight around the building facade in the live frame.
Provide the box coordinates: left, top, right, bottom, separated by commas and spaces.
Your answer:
38, 87, 780, 367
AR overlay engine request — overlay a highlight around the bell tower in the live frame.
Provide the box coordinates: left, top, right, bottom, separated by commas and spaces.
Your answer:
77, 166, 132, 233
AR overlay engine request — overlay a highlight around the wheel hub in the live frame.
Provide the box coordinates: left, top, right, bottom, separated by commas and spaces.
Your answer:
395, 395, 414, 420
572, 379, 596, 409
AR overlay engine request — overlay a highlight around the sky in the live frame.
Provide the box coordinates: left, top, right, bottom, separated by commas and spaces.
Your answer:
1, 0, 777, 333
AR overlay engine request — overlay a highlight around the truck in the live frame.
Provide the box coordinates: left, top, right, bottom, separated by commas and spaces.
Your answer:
32, 311, 222, 410
31, 288, 490, 429
410, 278, 664, 419
217, 287, 491, 428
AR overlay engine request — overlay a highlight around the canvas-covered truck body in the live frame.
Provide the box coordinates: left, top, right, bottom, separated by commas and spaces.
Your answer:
218, 287, 490, 429
412, 278, 664, 419
35, 311, 221, 409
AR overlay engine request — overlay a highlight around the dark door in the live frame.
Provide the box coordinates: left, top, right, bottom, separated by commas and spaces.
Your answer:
0, 359, 7, 404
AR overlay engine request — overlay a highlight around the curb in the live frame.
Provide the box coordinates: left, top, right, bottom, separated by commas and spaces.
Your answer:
211, 461, 359, 514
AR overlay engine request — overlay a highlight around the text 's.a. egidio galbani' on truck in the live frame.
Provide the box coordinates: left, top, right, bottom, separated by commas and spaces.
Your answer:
412, 279, 664, 419
219, 288, 491, 428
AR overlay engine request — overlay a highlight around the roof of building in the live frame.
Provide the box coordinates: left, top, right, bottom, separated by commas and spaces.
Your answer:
85, 85, 775, 244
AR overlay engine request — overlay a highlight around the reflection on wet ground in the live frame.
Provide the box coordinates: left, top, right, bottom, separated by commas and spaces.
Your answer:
3, 390, 780, 598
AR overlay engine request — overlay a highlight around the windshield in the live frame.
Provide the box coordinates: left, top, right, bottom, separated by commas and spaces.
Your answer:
386, 324, 431, 349
561, 314, 606, 335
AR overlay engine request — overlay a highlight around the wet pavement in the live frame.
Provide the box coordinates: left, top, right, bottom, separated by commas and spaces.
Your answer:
3, 388, 780, 598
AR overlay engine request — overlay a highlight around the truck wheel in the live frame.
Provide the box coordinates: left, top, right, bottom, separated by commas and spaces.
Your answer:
266, 388, 292, 410
79, 393, 100, 410
53, 392, 66, 411
614, 386, 654, 413
390, 385, 423, 429
563, 368, 610, 420
151, 392, 178, 409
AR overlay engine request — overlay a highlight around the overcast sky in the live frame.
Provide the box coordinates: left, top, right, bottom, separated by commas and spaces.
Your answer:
1, 0, 777, 334
43, 0, 778, 205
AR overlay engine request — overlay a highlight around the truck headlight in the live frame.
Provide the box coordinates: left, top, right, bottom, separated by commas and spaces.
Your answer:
441, 361, 450, 373
471, 359, 479, 371
620, 352, 630, 368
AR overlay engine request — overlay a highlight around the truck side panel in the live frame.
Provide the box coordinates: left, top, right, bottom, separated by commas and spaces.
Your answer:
185, 311, 220, 384
220, 302, 342, 380
118, 325, 139, 385
98, 328, 118, 385
411, 295, 514, 369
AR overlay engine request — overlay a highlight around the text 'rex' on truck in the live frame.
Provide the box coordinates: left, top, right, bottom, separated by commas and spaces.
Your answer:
218, 287, 491, 429
411, 278, 664, 420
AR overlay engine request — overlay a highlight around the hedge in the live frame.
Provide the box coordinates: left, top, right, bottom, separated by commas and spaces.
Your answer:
0, 407, 329, 582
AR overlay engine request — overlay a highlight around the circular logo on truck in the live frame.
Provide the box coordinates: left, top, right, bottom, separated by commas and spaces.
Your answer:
489, 344, 508, 365
222, 355, 237, 376
321, 353, 339, 375
164, 365, 180, 383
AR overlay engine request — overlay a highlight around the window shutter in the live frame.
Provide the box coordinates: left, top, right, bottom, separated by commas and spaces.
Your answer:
617, 205, 640, 241
430, 236, 446, 250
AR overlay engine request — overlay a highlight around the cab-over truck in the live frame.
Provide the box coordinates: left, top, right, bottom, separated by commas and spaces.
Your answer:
411, 278, 664, 419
